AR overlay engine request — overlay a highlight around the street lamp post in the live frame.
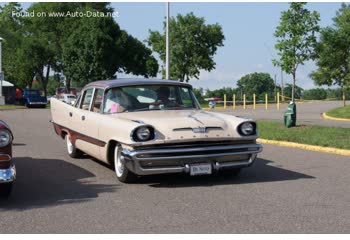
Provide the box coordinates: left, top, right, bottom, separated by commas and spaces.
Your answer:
165, 2, 170, 80
0, 37, 5, 105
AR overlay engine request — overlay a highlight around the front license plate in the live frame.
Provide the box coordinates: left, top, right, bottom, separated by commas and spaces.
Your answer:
190, 164, 212, 176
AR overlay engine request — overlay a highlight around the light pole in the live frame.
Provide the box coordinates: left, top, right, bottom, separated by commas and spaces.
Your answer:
165, 2, 170, 80
0, 37, 5, 105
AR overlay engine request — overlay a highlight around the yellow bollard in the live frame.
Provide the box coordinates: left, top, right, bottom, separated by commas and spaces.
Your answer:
253, 94, 256, 110
233, 94, 236, 109
277, 92, 280, 111
265, 93, 268, 110
243, 94, 246, 109
224, 94, 226, 109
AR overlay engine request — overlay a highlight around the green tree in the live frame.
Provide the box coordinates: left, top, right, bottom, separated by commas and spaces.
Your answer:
236, 72, 276, 100
302, 88, 327, 100
0, 3, 35, 89
273, 2, 320, 102
148, 12, 225, 82
310, 4, 350, 106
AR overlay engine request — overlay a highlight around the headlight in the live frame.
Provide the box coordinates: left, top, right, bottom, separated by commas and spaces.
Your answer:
238, 122, 256, 136
0, 129, 12, 147
132, 126, 155, 142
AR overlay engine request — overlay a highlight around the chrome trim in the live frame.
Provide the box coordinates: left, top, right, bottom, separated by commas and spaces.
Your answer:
29, 102, 47, 105
0, 164, 16, 183
121, 143, 262, 175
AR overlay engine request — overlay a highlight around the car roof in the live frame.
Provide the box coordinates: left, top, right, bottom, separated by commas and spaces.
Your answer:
84, 78, 192, 90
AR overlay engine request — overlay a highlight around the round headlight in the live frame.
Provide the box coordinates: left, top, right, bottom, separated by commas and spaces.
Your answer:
0, 129, 12, 147
240, 122, 255, 136
132, 126, 154, 142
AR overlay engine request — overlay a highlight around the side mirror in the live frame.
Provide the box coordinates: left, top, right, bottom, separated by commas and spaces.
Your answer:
70, 100, 76, 106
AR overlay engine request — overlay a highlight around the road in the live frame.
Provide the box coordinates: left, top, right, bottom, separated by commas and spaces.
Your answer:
0, 108, 350, 233
213, 101, 350, 128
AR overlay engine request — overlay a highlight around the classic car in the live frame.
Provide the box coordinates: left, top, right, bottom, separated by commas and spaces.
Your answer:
50, 79, 263, 183
0, 120, 15, 197
58, 93, 77, 105
21, 89, 48, 108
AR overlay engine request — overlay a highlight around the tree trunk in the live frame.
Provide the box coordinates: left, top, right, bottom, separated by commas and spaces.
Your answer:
342, 86, 346, 107
292, 69, 296, 103
43, 65, 50, 97
66, 79, 71, 93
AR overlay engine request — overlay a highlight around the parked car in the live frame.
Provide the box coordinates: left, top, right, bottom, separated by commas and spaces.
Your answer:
50, 79, 262, 183
0, 120, 15, 197
21, 89, 48, 108
58, 94, 77, 105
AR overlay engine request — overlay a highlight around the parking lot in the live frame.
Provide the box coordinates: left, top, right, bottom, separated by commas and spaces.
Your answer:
0, 107, 350, 233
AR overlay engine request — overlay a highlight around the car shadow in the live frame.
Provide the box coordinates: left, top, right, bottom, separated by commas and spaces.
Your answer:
138, 158, 315, 188
0, 157, 118, 210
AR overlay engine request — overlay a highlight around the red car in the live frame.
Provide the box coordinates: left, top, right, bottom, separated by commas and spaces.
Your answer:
0, 120, 15, 197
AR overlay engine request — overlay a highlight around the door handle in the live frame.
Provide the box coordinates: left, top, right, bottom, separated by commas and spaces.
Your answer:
69, 112, 73, 117
81, 116, 85, 121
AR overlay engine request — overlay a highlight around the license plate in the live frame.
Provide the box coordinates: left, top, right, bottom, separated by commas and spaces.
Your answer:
190, 164, 212, 176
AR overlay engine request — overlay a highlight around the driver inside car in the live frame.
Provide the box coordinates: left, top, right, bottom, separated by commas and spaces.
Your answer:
104, 88, 130, 113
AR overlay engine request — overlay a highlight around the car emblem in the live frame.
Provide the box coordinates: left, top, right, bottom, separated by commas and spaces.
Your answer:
192, 127, 207, 133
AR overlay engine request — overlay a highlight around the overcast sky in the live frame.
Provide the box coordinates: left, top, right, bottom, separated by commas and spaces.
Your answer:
2, 2, 344, 90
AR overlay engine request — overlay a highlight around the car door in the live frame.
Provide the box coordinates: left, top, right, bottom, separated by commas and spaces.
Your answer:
73, 88, 101, 159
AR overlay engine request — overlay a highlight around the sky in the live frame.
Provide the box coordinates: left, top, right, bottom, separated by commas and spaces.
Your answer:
1, 2, 345, 90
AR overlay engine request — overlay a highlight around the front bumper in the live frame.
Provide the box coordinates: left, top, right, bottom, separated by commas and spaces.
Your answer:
0, 154, 16, 183
122, 143, 263, 176
29, 102, 47, 105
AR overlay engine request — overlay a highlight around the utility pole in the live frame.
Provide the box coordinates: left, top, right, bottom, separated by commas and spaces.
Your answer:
274, 74, 277, 99
165, 2, 170, 80
0, 37, 5, 105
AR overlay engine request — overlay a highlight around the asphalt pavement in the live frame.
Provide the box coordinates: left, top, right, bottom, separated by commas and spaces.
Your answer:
0, 108, 349, 233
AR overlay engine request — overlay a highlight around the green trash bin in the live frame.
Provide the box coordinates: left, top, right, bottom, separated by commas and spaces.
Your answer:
284, 102, 296, 128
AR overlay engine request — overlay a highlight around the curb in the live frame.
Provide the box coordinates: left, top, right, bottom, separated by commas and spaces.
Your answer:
257, 138, 350, 157
322, 112, 350, 122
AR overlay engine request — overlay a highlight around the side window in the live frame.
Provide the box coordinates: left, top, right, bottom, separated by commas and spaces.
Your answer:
92, 89, 104, 113
80, 88, 94, 111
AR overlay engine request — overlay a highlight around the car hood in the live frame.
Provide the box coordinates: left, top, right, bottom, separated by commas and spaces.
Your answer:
113, 109, 254, 142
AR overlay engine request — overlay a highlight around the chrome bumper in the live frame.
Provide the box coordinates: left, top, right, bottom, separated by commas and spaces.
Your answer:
121, 143, 263, 176
0, 155, 16, 183
29, 102, 47, 105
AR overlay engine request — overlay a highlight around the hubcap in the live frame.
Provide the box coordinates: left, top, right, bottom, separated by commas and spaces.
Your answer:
66, 136, 74, 154
115, 145, 124, 177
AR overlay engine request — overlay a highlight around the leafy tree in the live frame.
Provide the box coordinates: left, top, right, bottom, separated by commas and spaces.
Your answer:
310, 3, 350, 106
284, 83, 303, 100
273, 2, 320, 102
0, 3, 35, 89
236, 72, 276, 100
302, 88, 327, 100
1, 2, 158, 96
148, 12, 225, 82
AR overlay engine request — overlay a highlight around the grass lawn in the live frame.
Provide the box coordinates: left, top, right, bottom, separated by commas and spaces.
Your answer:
257, 121, 350, 150
0, 105, 25, 110
326, 105, 350, 119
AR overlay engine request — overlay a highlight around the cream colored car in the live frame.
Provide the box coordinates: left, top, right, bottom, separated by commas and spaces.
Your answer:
51, 79, 262, 183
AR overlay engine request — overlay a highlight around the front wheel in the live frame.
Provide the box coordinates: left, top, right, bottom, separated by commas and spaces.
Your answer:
114, 144, 137, 183
66, 134, 83, 158
0, 183, 13, 198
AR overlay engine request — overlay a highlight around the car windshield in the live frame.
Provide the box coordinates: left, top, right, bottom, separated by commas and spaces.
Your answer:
25, 90, 40, 95
103, 85, 200, 114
